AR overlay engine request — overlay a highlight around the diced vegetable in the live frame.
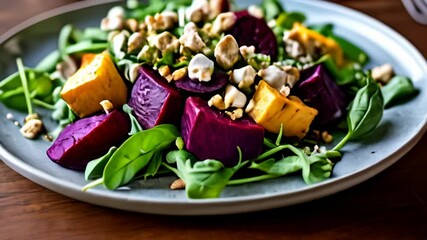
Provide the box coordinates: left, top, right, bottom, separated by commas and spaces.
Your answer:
287, 22, 344, 66
295, 64, 349, 126
46, 110, 130, 170
228, 12, 278, 61
247, 80, 318, 138
173, 70, 228, 95
128, 65, 183, 129
181, 96, 264, 166
60, 52, 128, 117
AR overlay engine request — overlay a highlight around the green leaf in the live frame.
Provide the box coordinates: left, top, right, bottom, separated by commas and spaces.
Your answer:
347, 76, 383, 139
276, 12, 306, 29
165, 150, 246, 199
261, 0, 285, 21
85, 147, 117, 180
122, 104, 143, 135
102, 124, 180, 189
333, 76, 384, 150
381, 75, 418, 108
250, 147, 336, 184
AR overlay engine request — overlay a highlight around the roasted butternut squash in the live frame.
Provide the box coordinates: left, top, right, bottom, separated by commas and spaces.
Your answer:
61, 52, 128, 117
248, 80, 318, 139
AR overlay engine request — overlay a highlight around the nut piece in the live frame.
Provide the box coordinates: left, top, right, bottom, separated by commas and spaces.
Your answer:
214, 35, 240, 70
171, 67, 188, 81
371, 63, 394, 84
321, 131, 333, 143
127, 32, 146, 54
20, 117, 44, 139
224, 84, 247, 108
239, 45, 256, 62
211, 12, 236, 35
170, 178, 185, 190
188, 53, 214, 82
225, 108, 244, 120
208, 94, 227, 110
100, 100, 114, 114
158, 65, 171, 77
179, 22, 206, 53
145, 11, 178, 32
148, 31, 179, 52
128, 63, 142, 83
185, 0, 209, 23
112, 31, 129, 59
281, 65, 300, 88
230, 65, 257, 90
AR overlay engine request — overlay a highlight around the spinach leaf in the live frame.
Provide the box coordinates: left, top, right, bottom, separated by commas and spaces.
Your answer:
333, 76, 384, 150
103, 124, 179, 189
165, 149, 247, 199
381, 75, 418, 108
83, 124, 180, 191
85, 147, 117, 180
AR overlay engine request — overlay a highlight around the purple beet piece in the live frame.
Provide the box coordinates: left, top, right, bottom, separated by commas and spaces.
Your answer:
173, 70, 228, 95
294, 64, 349, 126
227, 12, 278, 61
46, 110, 130, 170
181, 96, 264, 166
128, 65, 183, 129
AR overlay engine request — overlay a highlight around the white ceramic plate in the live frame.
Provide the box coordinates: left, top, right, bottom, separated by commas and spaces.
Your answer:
1, 0, 426, 215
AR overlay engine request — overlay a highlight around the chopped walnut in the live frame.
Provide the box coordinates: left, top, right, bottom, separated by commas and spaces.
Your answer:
20, 114, 44, 139
225, 108, 244, 120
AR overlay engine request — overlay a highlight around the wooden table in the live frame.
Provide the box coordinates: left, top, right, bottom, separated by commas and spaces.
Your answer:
1, 0, 427, 239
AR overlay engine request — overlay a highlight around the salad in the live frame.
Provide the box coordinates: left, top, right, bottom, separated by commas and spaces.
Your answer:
0, 0, 419, 199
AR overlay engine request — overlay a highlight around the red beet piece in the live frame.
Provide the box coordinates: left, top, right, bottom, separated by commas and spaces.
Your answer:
128, 65, 184, 129
173, 70, 228, 96
228, 12, 278, 61
181, 96, 264, 166
46, 110, 130, 170
295, 64, 349, 126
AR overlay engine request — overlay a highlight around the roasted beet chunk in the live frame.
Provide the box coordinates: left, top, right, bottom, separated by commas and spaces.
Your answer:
181, 96, 264, 166
128, 65, 183, 129
173, 70, 228, 96
227, 12, 278, 61
46, 110, 130, 170
294, 64, 349, 126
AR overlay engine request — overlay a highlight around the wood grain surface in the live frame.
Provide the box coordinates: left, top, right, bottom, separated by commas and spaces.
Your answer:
1, 0, 427, 239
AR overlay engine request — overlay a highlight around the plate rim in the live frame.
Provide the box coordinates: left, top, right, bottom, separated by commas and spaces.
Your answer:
1, 0, 427, 215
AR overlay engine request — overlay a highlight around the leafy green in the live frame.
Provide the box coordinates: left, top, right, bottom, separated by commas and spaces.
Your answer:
0, 67, 55, 112
164, 149, 247, 199
261, 0, 284, 21
122, 104, 143, 135
276, 12, 306, 30
333, 76, 384, 150
82, 124, 180, 191
85, 147, 117, 180
381, 75, 418, 108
